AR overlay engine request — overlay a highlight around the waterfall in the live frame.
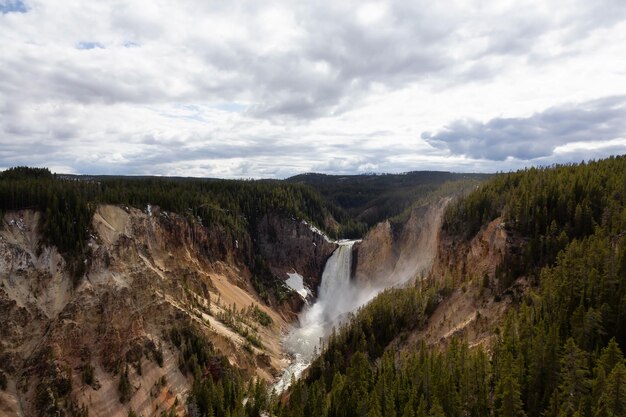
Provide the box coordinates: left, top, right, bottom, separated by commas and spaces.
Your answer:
316, 242, 356, 324
273, 241, 357, 393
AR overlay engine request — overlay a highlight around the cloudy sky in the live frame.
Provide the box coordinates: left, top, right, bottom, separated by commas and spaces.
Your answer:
1, 0, 625, 177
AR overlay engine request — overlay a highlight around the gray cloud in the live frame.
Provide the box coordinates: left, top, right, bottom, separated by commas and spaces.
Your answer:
3, 0, 625, 119
1, 0, 626, 177
423, 96, 626, 161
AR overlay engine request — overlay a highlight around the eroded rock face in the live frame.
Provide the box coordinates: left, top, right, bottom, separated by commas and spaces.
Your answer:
254, 214, 337, 294
0, 205, 335, 417
351, 221, 395, 285
353, 199, 449, 288
430, 216, 509, 287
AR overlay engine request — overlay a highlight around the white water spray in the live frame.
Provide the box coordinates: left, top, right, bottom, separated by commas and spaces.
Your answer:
274, 240, 380, 393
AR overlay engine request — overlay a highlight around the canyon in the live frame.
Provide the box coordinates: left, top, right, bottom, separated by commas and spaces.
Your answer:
0, 194, 508, 417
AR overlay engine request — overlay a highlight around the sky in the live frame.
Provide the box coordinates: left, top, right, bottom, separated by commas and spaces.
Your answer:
1, 0, 625, 178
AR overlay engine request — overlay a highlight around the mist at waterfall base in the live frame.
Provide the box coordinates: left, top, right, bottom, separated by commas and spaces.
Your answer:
273, 241, 384, 393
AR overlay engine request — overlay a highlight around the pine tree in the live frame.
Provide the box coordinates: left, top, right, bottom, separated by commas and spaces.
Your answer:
598, 338, 625, 375
495, 352, 526, 417
402, 400, 415, 417
591, 366, 607, 410
415, 399, 427, 417
555, 339, 590, 415
382, 380, 397, 417
118, 364, 132, 403
428, 397, 445, 417
366, 394, 383, 417
596, 362, 626, 417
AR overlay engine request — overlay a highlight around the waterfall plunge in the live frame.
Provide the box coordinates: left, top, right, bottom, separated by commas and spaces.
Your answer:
274, 241, 380, 393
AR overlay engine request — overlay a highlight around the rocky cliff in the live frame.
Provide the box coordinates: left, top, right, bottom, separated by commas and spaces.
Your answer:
255, 214, 336, 294
352, 199, 449, 289
0, 204, 334, 417
429, 216, 510, 288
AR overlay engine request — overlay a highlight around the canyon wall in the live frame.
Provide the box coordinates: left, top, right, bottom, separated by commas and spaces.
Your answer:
352, 199, 449, 288
0, 205, 334, 417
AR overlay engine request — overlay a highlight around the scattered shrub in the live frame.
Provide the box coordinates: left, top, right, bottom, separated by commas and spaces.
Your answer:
118, 365, 132, 403
250, 305, 273, 327
82, 363, 94, 386
0, 371, 7, 390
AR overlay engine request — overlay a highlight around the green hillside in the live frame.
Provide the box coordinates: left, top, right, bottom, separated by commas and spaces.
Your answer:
287, 171, 489, 229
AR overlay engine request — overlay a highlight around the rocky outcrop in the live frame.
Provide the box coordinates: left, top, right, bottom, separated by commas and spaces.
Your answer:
351, 221, 395, 284
254, 214, 337, 293
352, 199, 449, 288
430, 216, 509, 287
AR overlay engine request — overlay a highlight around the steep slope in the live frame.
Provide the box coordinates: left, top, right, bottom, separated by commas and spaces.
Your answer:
0, 203, 334, 417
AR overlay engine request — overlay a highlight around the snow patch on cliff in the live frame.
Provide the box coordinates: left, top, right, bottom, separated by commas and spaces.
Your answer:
285, 272, 309, 299
301, 220, 333, 243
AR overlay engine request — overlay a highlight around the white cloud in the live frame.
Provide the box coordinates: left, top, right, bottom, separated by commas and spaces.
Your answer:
0, 0, 625, 177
